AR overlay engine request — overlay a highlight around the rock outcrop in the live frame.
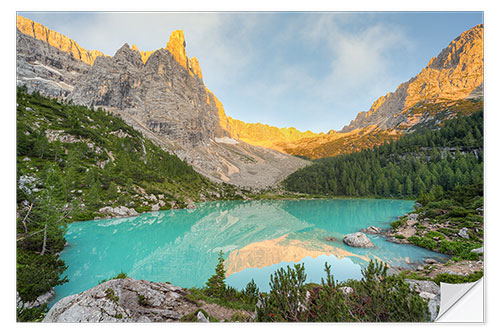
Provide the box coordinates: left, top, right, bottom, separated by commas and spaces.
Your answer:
16, 22, 91, 97
16, 15, 483, 164
360, 226, 382, 234
341, 24, 483, 133
16, 15, 309, 188
66, 39, 309, 187
405, 279, 441, 321
97, 206, 139, 218
343, 232, 374, 248
16, 15, 106, 66
43, 278, 249, 322
44, 278, 195, 322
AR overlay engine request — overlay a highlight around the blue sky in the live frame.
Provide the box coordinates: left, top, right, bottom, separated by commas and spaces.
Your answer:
19, 12, 483, 132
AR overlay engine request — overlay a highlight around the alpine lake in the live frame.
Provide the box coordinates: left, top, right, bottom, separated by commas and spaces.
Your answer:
50, 199, 449, 306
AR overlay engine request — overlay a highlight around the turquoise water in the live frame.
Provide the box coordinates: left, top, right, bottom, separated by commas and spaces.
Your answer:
50, 199, 448, 306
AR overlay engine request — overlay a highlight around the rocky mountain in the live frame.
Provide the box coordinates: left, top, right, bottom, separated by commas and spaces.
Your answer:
341, 24, 483, 132
16, 16, 93, 98
16, 15, 483, 165
218, 24, 484, 159
16, 15, 309, 188
226, 117, 323, 152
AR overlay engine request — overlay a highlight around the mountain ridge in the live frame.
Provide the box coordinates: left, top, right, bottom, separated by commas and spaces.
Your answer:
16, 15, 483, 164
16, 15, 309, 188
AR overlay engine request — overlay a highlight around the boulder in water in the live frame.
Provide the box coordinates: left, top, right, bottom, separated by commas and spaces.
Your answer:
343, 232, 374, 248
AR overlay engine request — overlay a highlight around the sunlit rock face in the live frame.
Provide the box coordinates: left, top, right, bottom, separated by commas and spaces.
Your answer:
16, 15, 483, 165
16, 18, 92, 97
16, 15, 106, 66
341, 24, 483, 133
16, 15, 308, 188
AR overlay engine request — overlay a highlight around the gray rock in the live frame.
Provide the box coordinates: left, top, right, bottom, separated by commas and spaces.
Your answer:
405, 279, 440, 296
16, 29, 89, 98
405, 279, 441, 321
471, 246, 483, 254
343, 232, 374, 248
428, 294, 441, 321
407, 213, 419, 220
458, 227, 469, 239
44, 278, 196, 322
339, 287, 353, 295
424, 258, 438, 264
197, 311, 209, 323
98, 206, 139, 218
386, 236, 408, 244
360, 225, 382, 234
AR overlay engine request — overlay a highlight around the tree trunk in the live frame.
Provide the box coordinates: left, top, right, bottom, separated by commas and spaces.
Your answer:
20, 202, 33, 234
41, 224, 47, 256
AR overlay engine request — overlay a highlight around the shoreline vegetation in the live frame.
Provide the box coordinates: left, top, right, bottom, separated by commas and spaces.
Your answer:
16, 90, 483, 322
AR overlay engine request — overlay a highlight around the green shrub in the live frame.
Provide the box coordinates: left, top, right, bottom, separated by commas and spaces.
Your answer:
231, 312, 250, 322
138, 294, 148, 306
439, 240, 481, 260
408, 236, 438, 251
16, 252, 68, 302
426, 200, 454, 210
98, 271, 128, 284
391, 219, 405, 230
257, 261, 430, 322
105, 288, 119, 304
447, 207, 470, 218
257, 263, 308, 322
433, 270, 483, 284
345, 261, 430, 322
16, 305, 48, 322
242, 279, 259, 304
424, 231, 444, 240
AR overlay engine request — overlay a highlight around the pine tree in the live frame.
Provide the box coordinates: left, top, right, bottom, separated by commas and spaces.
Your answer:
205, 250, 227, 298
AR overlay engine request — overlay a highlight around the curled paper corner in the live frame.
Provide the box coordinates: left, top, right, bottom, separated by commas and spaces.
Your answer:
435, 277, 484, 322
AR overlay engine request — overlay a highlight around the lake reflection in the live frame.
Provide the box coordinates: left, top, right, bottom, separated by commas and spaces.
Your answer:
52, 199, 448, 304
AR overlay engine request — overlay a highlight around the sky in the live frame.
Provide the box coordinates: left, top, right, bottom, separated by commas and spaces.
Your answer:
19, 12, 483, 133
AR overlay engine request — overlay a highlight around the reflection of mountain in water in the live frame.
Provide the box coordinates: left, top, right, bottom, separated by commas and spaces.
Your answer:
56, 199, 446, 306
61, 200, 313, 293
224, 233, 370, 276
224, 226, 449, 278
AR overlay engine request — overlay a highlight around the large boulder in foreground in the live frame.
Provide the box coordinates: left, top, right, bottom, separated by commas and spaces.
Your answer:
43, 278, 250, 322
343, 232, 374, 248
43, 278, 191, 322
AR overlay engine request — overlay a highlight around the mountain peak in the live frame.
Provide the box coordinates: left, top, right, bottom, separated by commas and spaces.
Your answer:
341, 23, 483, 133
166, 30, 188, 69
16, 15, 107, 65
